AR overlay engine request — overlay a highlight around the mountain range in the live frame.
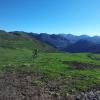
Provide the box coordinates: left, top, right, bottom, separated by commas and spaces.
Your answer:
0, 30, 100, 53
59, 33, 100, 44
28, 33, 100, 53
0, 30, 56, 52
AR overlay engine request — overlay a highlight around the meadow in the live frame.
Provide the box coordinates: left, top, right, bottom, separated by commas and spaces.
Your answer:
0, 47, 100, 93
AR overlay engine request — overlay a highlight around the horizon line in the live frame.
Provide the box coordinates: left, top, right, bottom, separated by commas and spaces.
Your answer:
0, 28, 100, 37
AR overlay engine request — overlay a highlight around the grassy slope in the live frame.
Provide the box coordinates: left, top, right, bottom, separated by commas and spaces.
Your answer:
0, 30, 100, 93
0, 47, 100, 93
0, 30, 56, 52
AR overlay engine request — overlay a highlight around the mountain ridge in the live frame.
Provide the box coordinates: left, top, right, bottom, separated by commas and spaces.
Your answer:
59, 33, 100, 44
0, 29, 100, 53
28, 32, 100, 53
0, 30, 57, 52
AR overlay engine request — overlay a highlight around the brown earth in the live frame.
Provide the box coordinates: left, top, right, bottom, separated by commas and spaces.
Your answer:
0, 65, 100, 100
62, 61, 100, 69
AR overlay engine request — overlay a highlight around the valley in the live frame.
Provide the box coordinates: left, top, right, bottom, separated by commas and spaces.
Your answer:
0, 30, 100, 100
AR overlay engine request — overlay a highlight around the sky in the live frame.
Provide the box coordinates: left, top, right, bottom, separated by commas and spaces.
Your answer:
0, 0, 100, 36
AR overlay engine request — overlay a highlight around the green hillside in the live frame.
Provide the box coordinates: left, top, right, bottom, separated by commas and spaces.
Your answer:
0, 30, 56, 52
0, 30, 100, 99
0, 47, 100, 93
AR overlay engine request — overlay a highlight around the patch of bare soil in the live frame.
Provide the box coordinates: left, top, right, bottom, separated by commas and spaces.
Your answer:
0, 66, 64, 100
62, 61, 100, 69
88, 54, 100, 61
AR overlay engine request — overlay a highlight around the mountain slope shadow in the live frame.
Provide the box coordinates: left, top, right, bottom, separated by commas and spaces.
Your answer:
62, 61, 100, 69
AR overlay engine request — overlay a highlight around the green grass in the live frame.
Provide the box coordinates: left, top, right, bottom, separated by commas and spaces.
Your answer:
32, 80, 44, 86
0, 48, 32, 65
0, 47, 100, 93
0, 30, 56, 52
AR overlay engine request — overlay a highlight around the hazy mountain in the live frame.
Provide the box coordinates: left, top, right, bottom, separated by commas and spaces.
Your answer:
1, 30, 100, 53
59, 34, 100, 44
28, 33, 71, 50
65, 39, 100, 53
28, 33, 100, 53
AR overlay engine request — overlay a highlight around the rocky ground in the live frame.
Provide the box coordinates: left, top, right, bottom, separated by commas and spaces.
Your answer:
0, 72, 100, 100
0, 65, 100, 100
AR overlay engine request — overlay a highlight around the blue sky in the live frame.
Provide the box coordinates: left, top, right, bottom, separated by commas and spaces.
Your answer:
0, 0, 100, 36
